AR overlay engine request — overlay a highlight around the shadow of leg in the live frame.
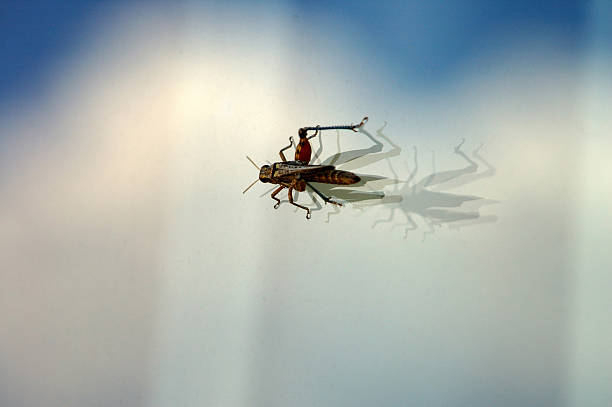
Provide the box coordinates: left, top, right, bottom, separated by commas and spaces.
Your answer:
372, 207, 397, 229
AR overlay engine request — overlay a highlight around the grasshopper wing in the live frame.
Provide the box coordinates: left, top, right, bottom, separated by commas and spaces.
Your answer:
273, 162, 334, 178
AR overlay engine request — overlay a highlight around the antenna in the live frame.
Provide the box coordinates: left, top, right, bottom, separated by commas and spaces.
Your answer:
242, 178, 259, 194
243, 156, 261, 194
246, 156, 260, 170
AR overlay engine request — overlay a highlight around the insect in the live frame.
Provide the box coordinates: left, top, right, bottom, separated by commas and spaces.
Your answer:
243, 117, 369, 219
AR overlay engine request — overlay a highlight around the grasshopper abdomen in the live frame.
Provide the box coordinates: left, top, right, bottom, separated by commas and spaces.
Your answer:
307, 169, 360, 185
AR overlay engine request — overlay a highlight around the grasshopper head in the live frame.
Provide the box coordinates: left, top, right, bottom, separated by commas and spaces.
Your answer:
259, 165, 273, 183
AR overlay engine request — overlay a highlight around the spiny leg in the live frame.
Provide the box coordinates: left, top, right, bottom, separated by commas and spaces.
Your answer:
279, 137, 295, 162
307, 127, 319, 140
289, 190, 325, 217
271, 186, 284, 209
288, 188, 311, 219
293, 191, 300, 212
306, 182, 342, 206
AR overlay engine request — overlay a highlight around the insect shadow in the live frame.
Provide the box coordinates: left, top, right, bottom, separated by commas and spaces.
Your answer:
358, 139, 499, 240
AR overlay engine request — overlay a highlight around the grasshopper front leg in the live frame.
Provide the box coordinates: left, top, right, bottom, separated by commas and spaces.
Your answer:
288, 187, 311, 219
279, 137, 294, 162
271, 186, 284, 209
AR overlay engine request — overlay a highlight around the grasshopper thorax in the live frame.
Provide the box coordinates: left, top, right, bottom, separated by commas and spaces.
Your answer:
259, 165, 273, 183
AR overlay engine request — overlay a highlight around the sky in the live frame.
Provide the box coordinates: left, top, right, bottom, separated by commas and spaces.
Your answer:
1, 1, 611, 407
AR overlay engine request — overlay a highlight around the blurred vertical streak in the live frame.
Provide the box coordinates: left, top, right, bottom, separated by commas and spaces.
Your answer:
567, 1, 612, 406
0, 4, 184, 406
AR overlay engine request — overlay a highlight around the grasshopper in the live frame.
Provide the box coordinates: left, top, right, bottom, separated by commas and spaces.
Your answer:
243, 117, 368, 219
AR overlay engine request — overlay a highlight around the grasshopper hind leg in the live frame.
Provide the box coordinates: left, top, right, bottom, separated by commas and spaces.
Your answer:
306, 182, 342, 206
288, 188, 311, 219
